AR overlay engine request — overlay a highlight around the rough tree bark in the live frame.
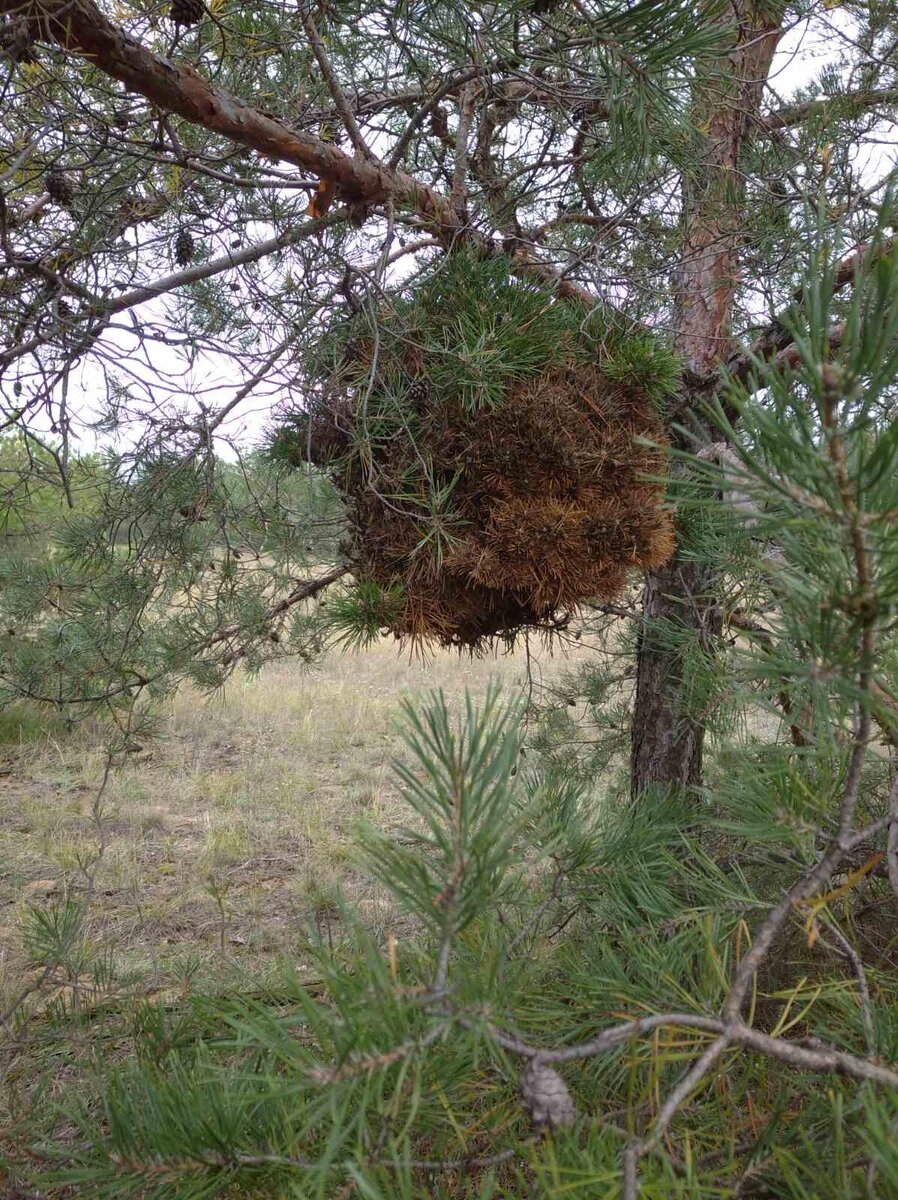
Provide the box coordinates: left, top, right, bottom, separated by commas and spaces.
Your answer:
630, 3, 784, 796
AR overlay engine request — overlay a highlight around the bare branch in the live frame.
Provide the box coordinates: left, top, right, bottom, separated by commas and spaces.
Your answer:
0, 212, 345, 372
451, 83, 477, 222
301, 7, 373, 160
386, 68, 481, 170
759, 86, 898, 133
887, 772, 898, 905
817, 913, 876, 1056
481, 1010, 898, 1085
623, 1035, 730, 1200
4, 0, 459, 230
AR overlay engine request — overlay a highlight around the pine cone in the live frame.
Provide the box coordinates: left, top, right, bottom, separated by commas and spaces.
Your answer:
429, 106, 451, 144
112, 110, 130, 130
406, 378, 430, 408
174, 229, 195, 267
519, 1060, 576, 1131
56, 298, 73, 319
169, 0, 204, 25
46, 167, 76, 207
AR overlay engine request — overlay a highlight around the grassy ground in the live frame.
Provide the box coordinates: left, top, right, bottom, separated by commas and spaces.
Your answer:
3, 636, 875, 1200
0, 637, 591, 1015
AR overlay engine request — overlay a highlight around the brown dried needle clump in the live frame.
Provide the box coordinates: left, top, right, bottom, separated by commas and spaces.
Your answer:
274, 256, 677, 650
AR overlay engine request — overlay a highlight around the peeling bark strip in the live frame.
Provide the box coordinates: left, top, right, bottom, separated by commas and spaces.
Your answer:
1, 0, 458, 232
630, 3, 785, 796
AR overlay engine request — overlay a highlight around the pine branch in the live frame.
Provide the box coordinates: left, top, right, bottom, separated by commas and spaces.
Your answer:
301, 7, 372, 160
0, 212, 345, 372
195, 563, 351, 659
481, 1010, 898, 1086
722, 385, 878, 1025
5, 565, 350, 707
728, 238, 895, 384
1, 0, 600, 311
3, 0, 458, 228
1, 224, 438, 376
450, 83, 477, 221
888, 774, 898, 906
725, 609, 808, 746
148, 153, 320, 190
759, 85, 898, 133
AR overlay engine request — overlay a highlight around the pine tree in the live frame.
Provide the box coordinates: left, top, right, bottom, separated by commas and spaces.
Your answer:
3, 12, 898, 1191
3, 0, 897, 799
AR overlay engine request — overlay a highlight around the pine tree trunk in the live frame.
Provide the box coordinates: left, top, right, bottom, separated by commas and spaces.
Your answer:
631, 557, 722, 793
629, 4, 783, 797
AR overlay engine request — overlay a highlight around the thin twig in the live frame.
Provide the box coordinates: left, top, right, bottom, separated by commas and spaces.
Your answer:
817, 914, 876, 1056
387, 68, 481, 169
301, 8, 372, 159
622, 1035, 730, 1199
887, 771, 898, 905
408, 1146, 521, 1172
451, 83, 477, 222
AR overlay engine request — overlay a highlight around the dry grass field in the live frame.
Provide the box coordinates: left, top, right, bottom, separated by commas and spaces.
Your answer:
0, 637, 594, 1018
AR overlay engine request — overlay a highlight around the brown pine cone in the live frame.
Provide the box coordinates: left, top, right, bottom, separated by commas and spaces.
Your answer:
46, 167, 76, 207
174, 229, 195, 267
169, 0, 204, 25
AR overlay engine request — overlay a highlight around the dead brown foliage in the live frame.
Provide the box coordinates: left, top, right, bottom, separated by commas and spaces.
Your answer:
313, 360, 675, 648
